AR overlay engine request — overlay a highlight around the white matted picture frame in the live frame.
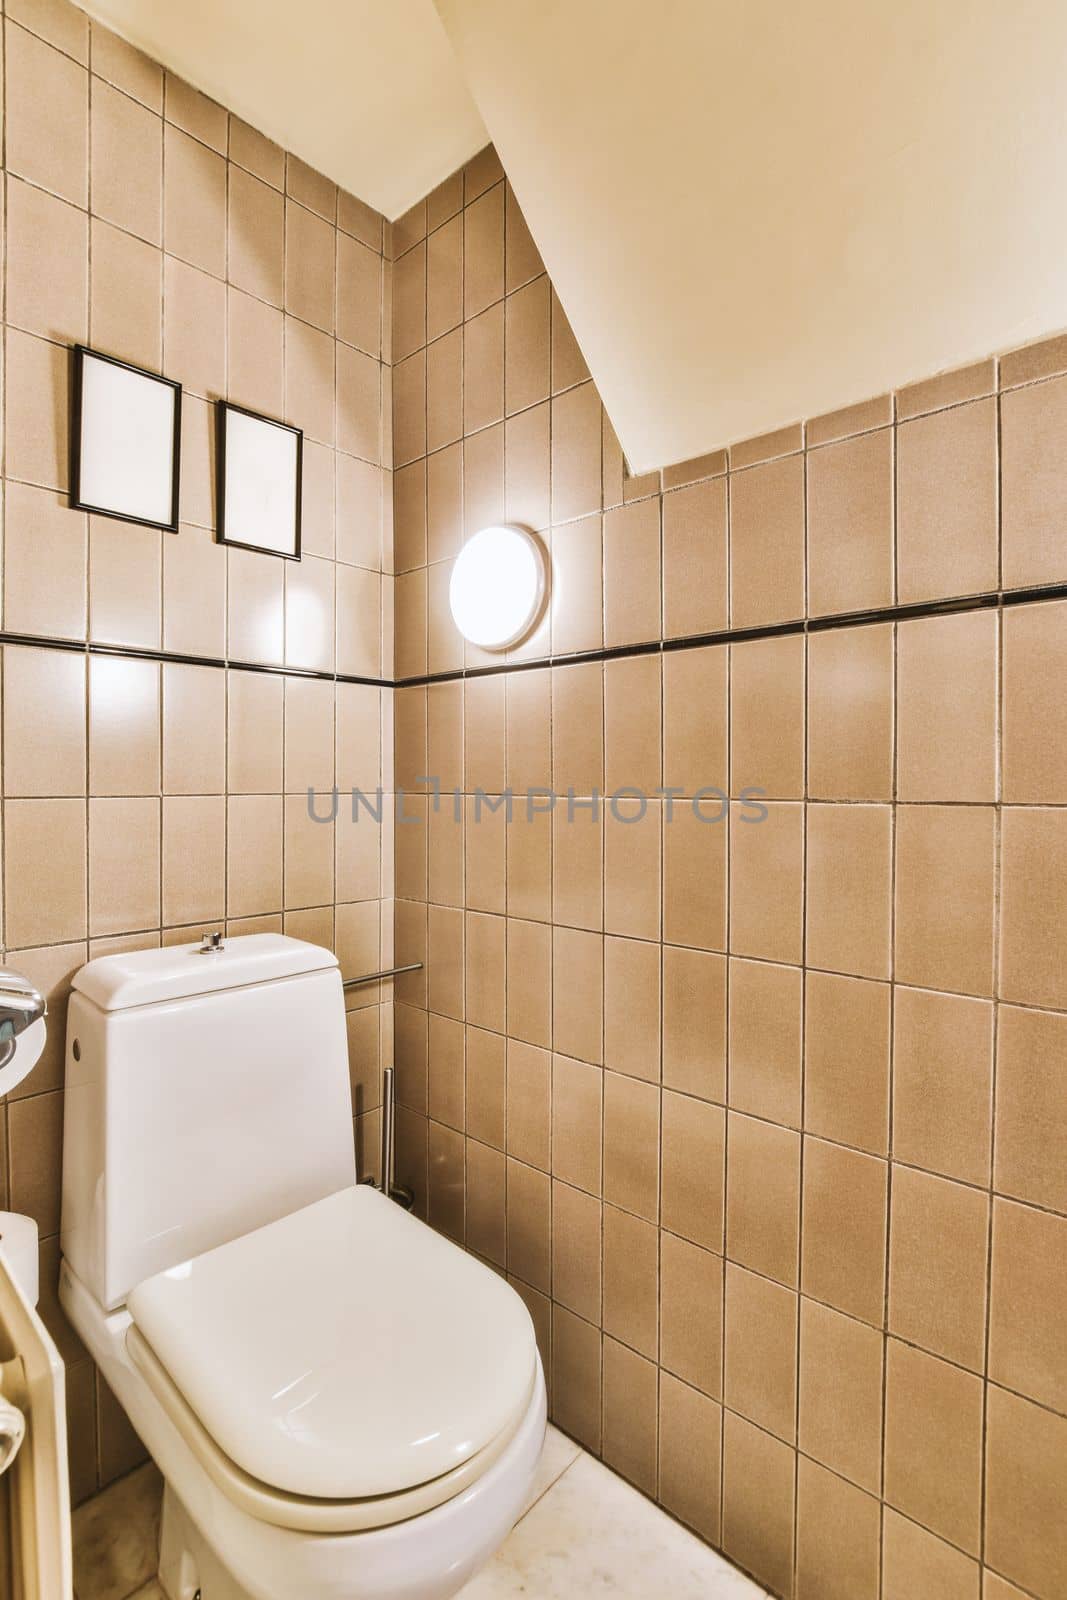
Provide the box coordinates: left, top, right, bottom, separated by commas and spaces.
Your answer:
70, 346, 182, 532
216, 401, 303, 561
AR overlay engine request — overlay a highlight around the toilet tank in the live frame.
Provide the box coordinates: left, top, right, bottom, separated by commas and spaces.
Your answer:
60, 935, 357, 1311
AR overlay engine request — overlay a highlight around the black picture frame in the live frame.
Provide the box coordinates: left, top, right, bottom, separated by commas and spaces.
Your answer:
70, 345, 182, 533
215, 400, 303, 562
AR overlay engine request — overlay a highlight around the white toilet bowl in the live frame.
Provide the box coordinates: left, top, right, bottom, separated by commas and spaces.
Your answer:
58, 936, 547, 1599
61, 1187, 547, 1600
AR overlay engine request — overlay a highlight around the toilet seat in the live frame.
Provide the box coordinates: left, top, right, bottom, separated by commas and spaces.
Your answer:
126, 1326, 535, 1533
124, 1185, 538, 1532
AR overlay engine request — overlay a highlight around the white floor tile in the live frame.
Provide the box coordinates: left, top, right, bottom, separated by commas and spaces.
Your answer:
71, 1433, 761, 1600
459, 1450, 766, 1598
515, 1423, 582, 1520
72, 1464, 163, 1600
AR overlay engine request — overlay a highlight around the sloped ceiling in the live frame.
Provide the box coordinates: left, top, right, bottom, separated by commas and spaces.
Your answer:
77, 0, 487, 219
79, 0, 1067, 471
437, 0, 1067, 471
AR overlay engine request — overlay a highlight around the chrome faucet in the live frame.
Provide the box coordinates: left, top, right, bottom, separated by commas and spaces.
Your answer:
0, 969, 46, 1072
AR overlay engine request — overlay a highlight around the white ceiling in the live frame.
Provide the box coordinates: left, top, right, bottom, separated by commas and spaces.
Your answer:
438, 0, 1067, 472
77, 0, 487, 219
80, 0, 1067, 473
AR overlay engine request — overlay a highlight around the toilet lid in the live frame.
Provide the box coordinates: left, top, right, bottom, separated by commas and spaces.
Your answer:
127, 1185, 537, 1501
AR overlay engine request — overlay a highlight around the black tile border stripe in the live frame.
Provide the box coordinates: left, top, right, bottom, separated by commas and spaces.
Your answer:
2, 578, 1067, 689
396, 579, 1067, 688
0, 631, 392, 689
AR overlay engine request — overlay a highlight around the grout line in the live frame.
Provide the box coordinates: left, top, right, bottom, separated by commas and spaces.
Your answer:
509, 1435, 584, 1527
979, 387, 1007, 1573
718, 454, 733, 1550
878, 394, 901, 1593
83, 49, 98, 1081
790, 437, 810, 1596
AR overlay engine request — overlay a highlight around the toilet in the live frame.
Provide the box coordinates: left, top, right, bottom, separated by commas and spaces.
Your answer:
58, 934, 546, 1600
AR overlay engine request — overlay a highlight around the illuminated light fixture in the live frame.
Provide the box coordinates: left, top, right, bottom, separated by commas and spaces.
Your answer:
448, 524, 548, 650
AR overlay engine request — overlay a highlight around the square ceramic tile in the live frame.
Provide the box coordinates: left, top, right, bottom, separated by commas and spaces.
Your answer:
725, 1112, 800, 1287
806, 623, 893, 802
602, 1336, 659, 1495
882, 1510, 980, 1600
730, 635, 804, 799
988, 1196, 1067, 1415
601, 1203, 659, 1356
894, 805, 995, 997
896, 610, 997, 801
505, 277, 551, 414
6, 174, 88, 344
1001, 373, 1067, 589
801, 1138, 887, 1325
721, 1410, 795, 1598
6, 23, 88, 206
658, 1373, 723, 1547
803, 971, 889, 1155
551, 1178, 602, 1323
1000, 806, 1067, 1010
723, 1261, 798, 1443
89, 219, 162, 370
805, 803, 892, 980
662, 1091, 725, 1252
729, 454, 805, 627
91, 79, 162, 245
551, 382, 602, 524
892, 986, 993, 1185
985, 1384, 1067, 1598
884, 1340, 982, 1556
888, 1166, 989, 1371
994, 1004, 1067, 1213
463, 183, 504, 318
796, 1457, 881, 1600
163, 123, 225, 276
659, 1230, 722, 1398
807, 427, 893, 615
1002, 599, 1067, 803
896, 398, 997, 603
798, 1298, 883, 1495
662, 479, 728, 639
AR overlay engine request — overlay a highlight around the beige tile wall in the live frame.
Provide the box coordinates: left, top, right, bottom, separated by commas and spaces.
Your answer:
6, 6, 1067, 1590
0, 0, 395, 1504
390, 152, 1067, 1600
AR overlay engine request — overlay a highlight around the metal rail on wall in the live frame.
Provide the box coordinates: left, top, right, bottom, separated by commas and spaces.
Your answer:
341, 963, 422, 1212
341, 962, 423, 990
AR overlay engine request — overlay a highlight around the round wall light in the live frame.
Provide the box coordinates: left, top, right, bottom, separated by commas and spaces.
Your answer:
448, 524, 548, 650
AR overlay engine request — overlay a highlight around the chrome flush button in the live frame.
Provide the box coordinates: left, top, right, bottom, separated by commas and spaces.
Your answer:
199, 932, 224, 955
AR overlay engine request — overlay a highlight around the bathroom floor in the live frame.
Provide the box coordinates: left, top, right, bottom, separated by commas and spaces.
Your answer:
72, 1427, 767, 1600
